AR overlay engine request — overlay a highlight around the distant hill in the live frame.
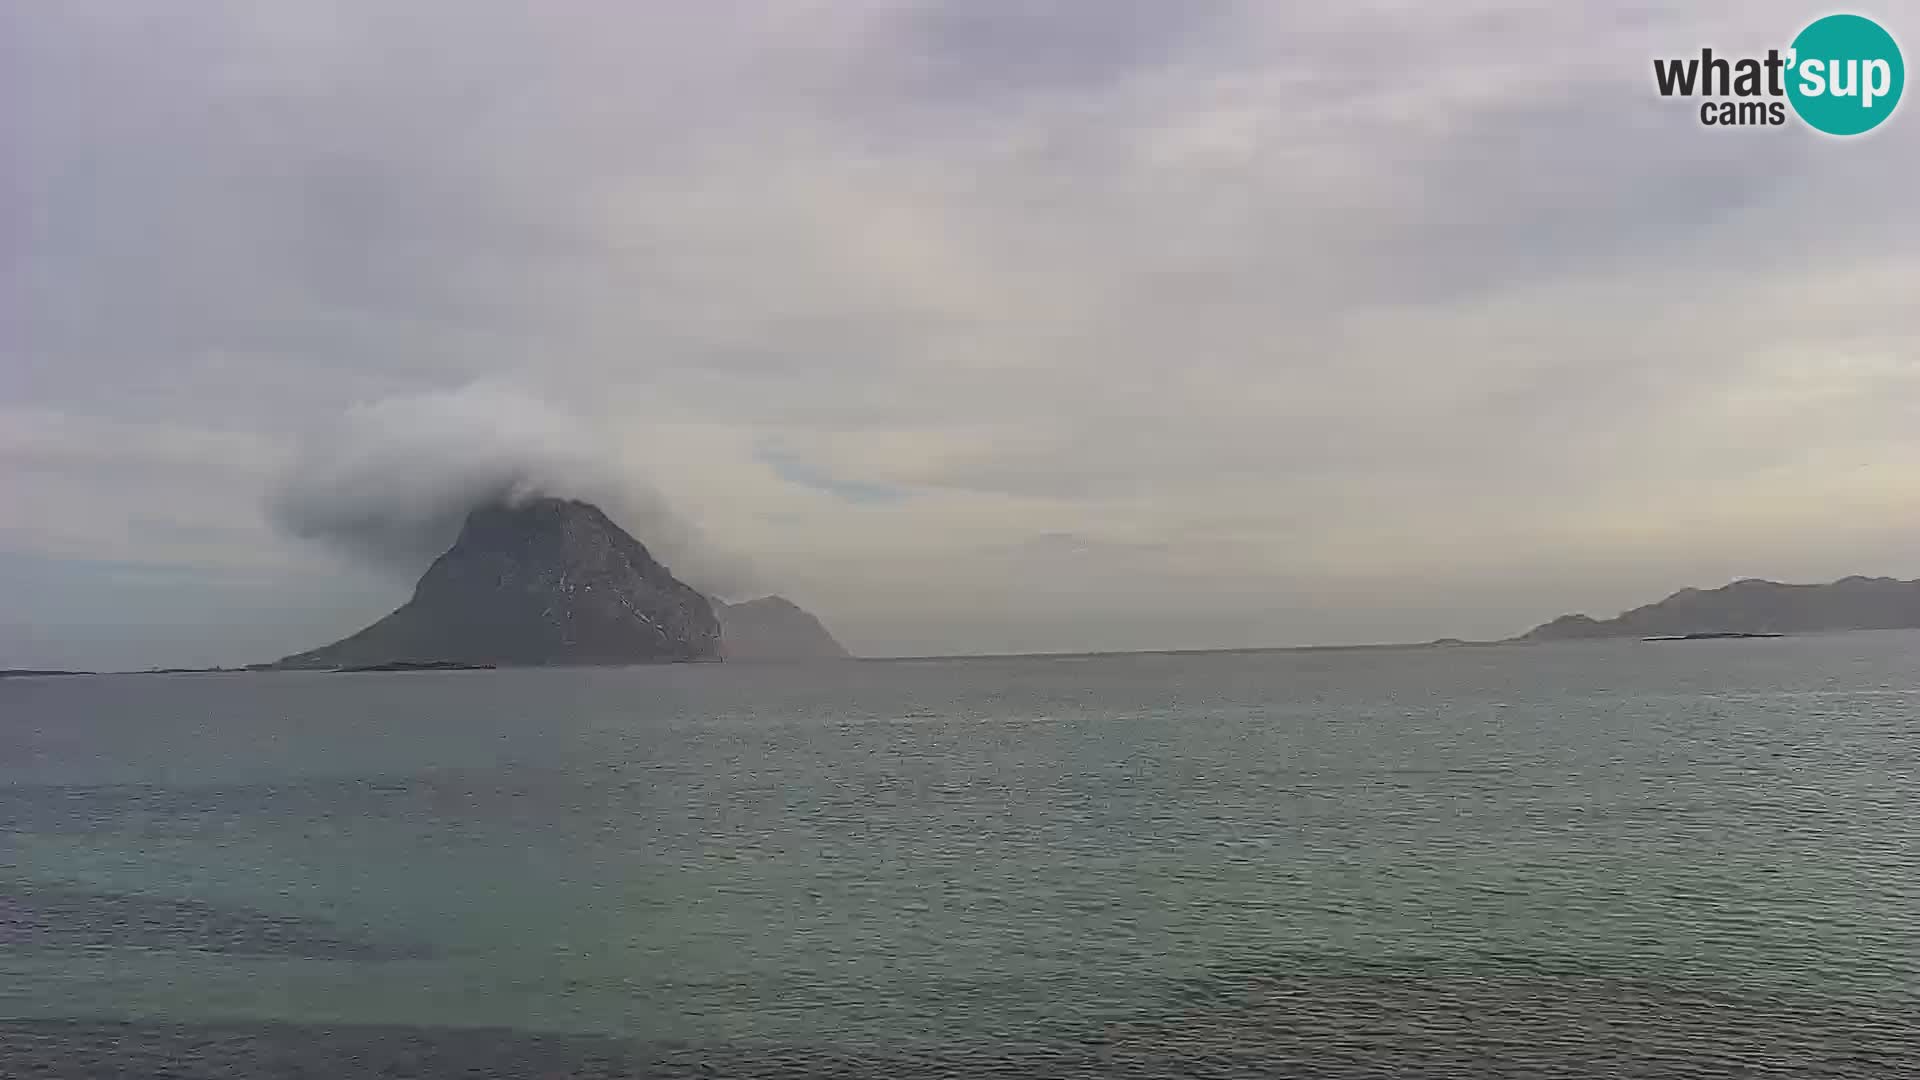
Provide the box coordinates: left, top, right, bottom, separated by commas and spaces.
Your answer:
277, 498, 720, 668
1520, 576, 1920, 641
714, 596, 851, 661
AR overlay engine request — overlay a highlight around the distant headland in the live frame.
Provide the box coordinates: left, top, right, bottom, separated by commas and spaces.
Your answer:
1517, 576, 1920, 641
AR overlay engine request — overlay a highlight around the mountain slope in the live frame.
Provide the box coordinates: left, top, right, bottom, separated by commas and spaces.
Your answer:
714, 596, 851, 660
278, 498, 720, 668
1520, 576, 1920, 640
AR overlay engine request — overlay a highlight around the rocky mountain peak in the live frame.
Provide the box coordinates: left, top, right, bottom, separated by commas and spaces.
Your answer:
278, 497, 720, 668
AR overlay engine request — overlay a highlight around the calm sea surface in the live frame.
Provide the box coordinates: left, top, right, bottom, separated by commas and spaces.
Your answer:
2, 634, 1917, 1077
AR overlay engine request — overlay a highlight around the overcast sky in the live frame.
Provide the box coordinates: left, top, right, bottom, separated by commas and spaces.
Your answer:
4, 2, 1917, 668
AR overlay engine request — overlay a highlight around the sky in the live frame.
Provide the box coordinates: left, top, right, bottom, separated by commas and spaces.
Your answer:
4, 2, 1918, 668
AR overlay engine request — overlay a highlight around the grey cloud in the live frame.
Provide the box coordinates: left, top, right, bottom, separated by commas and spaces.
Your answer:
889, 0, 1228, 103
267, 383, 763, 597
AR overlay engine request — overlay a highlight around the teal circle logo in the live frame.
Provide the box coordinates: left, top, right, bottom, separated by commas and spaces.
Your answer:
1787, 14, 1904, 135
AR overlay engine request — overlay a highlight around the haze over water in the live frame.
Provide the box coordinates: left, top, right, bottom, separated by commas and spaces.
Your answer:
3, 634, 1917, 1077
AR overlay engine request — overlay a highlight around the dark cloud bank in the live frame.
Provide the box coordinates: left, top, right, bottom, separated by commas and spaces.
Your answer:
268, 384, 761, 599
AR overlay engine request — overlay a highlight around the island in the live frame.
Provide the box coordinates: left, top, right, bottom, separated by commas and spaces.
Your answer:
272, 496, 849, 670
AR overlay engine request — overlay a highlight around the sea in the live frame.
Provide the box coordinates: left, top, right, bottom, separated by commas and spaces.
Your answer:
2, 633, 1916, 1078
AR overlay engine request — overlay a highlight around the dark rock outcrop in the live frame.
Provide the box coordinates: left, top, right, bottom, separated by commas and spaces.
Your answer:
278, 498, 720, 668
1519, 576, 1920, 641
713, 596, 851, 661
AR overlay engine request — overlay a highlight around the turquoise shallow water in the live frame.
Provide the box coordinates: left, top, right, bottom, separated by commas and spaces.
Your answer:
2, 633, 1917, 1077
